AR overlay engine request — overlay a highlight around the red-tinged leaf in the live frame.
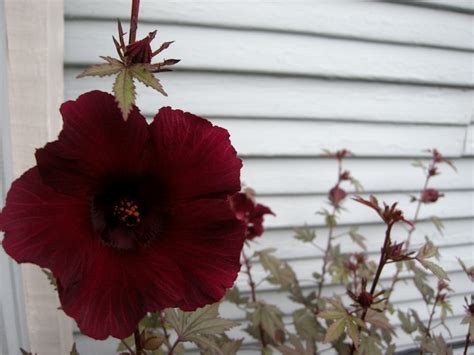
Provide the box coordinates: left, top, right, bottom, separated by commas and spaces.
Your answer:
130, 64, 167, 96
76, 61, 124, 78
163, 58, 181, 66
365, 309, 392, 330
152, 41, 174, 57
112, 68, 136, 120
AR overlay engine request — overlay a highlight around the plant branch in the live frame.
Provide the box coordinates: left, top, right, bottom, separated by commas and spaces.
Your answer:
121, 340, 135, 355
242, 248, 268, 352
129, 0, 141, 44
168, 338, 180, 355
349, 222, 393, 354
159, 311, 173, 350
134, 328, 142, 355
463, 327, 471, 355
317, 206, 337, 299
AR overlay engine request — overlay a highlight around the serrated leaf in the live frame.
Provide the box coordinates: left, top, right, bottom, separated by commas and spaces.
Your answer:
318, 309, 346, 320
249, 302, 285, 343
293, 225, 316, 243
418, 259, 450, 281
130, 64, 167, 96
113, 68, 136, 120
76, 60, 124, 78
188, 334, 223, 355
324, 317, 346, 343
431, 216, 445, 235
165, 303, 238, 342
348, 229, 367, 251
257, 250, 296, 289
203, 336, 243, 355
365, 309, 392, 330
225, 286, 249, 305
278, 334, 313, 355
346, 317, 360, 349
293, 308, 321, 341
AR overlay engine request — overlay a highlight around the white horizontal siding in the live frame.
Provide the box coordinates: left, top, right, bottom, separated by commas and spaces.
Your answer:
65, 1, 474, 51
64, 0, 474, 353
66, 71, 473, 126
66, 21, 474, 87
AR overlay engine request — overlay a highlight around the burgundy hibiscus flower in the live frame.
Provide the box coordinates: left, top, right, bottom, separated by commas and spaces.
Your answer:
231, 189, 274, 240
0, 91, 245, 340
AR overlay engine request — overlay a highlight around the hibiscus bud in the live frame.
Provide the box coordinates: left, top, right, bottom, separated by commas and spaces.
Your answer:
329, 186, 347, 206
143, 336, 165, 351
336, 149, 351, 160
428, 166, 438, 177
386, 242, 404, 261
433, 149, 443, 163
358, 291, 374, 308
421, 188, 444, 203
340, 170, 351, 180
125, 31, 156, 64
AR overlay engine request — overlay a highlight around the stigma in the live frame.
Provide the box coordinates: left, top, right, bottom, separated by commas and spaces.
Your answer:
112, 197, 141, 227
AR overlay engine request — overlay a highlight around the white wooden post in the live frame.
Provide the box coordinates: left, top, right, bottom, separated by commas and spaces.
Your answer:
3, 0, 74, 353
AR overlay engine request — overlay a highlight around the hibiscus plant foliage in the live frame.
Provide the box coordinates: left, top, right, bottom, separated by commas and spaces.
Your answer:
1, 1, 473, 355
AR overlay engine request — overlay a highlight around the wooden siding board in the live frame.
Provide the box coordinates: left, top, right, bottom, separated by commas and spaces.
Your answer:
242, 157, 473, 194
65, 1, 474, 51
65, 70, 474, 126
65, 21, 474, 87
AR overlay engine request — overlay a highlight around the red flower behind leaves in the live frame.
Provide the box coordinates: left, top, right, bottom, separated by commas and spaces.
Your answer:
0, 91, 246, 340
230, 189, 274, 240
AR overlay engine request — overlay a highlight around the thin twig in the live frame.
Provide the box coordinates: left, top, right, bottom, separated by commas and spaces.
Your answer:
121, 340, 135, 355
463, 328, 471, 355
242, 249, 268, 353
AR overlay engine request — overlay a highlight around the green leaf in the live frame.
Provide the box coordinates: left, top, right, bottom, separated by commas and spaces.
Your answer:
278, 334, 313, 355
225, 286, 249, 305
417, 259, 450, 281
203, 336, 243, 355
323, 317, 346, 343
113, 68, 136, 120
70, 343, 79, 355
165, 303, 238, 342
257, 249, 296, 289
431, 216, 445, 235
348, 227, 367, 251
365, 309, 392, 330
318, 309, 346, 320
293, 225, 316, 243
346, 316, 360, 349
397, 310, 417, 334
293, 308, 322, 341
249, 302, 285, 343
416, 238, 439, 260
130, 64, 167, 96
76, 58, 124, 78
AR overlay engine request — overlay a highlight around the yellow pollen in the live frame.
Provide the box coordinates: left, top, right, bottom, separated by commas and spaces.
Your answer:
112, 198, 141, 227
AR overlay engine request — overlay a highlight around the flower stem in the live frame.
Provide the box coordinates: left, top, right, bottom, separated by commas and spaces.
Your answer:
349, 222, 393, 354
463, 327, 471, 355
317, 206, 336, 299
168, 339, 179, 355
385, 169, 431, 303
159, 311, 173, 350
129, 0, 141, 44
242, 248, 268, 352
134, 328, 142, 354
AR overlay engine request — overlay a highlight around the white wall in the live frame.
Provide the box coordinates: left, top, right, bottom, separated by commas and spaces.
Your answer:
63, 1, 474, 353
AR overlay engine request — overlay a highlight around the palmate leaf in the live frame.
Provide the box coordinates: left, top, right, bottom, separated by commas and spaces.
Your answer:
293, 225, 316, 243
113, 68, 136, 120
278, 334, 313, 355
248, 302, 285, 343
257, 249, 296, 289
76, 57, 124, 78
418, 259, 450, 281
165, 303, 238, 341
131, 64, 167, 96
323, 317, 346, 343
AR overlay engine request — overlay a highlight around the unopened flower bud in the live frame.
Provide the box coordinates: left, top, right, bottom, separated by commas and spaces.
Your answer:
358, 291, 374, 308
329, 186, 347, 206
421, 188, 444, 204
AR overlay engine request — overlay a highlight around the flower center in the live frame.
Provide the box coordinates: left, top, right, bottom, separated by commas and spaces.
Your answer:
112, 197, 141, 227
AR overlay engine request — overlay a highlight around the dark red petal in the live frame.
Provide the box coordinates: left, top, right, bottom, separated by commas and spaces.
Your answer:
230, 192, 254, 221
58, 248, 185, 340
158, 198, 245, 310
36, 91, 150, 196
149, 107, 242, 201
251, 203, 275, 219
0, 167, 93, 284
